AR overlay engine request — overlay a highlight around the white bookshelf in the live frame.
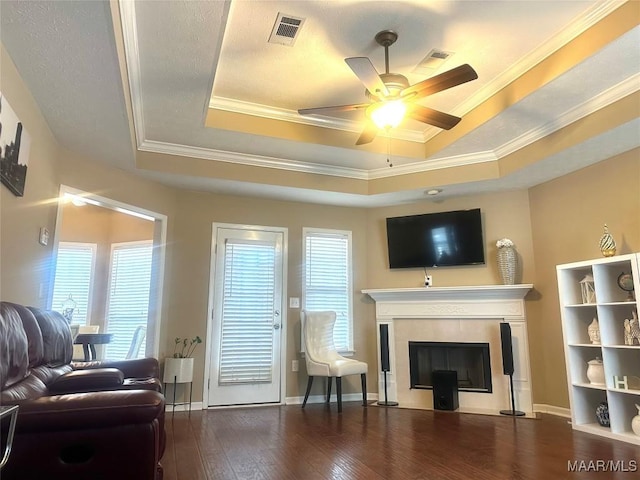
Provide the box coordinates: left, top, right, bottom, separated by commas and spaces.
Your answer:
557, 253, 640, 445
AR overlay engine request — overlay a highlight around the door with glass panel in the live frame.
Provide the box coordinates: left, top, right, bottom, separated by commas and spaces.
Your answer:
208, 226, 285, 406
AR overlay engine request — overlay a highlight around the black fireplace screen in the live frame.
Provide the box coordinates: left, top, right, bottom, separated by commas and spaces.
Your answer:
409, 341, 492, 393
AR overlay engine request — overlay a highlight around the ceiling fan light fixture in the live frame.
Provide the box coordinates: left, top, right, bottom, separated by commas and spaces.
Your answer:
368, 100, 406, 129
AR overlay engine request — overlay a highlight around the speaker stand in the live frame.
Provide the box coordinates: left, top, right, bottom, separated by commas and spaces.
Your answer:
377, 370, 398, 407
500, 373, 525, 416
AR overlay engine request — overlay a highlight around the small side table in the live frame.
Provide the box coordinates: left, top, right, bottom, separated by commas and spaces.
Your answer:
0, 405, 19, 469
163, 357, 194, 415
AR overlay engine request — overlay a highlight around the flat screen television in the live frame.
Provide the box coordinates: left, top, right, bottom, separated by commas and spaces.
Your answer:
386, 208, 485, 268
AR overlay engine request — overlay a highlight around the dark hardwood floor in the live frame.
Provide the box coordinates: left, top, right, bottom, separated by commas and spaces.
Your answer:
162, 403, 639, 480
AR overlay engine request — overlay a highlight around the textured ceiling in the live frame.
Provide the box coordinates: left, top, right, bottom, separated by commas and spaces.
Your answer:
1, 1, 638, 207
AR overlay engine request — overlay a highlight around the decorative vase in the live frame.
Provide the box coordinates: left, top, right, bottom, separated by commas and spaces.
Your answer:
163, 357, 194, 383
586, 358, 605, 386
497, 246, 517, 285
631, 404, 640, 436
595, 401, 610, 427
599, 224, 617, 257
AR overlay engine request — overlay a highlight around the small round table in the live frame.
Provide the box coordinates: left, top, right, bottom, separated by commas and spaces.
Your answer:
74, 333, 114, 361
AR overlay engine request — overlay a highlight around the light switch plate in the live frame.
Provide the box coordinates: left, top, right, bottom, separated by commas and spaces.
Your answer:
289, 297, 300, 308
39, 227, 49, 246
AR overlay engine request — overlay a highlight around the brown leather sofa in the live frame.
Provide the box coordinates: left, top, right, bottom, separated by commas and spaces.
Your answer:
0, 301, 166, 480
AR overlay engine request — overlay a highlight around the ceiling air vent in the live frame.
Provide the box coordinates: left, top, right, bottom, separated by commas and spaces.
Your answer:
412, 49, 454, 75
268, 13, 305, 46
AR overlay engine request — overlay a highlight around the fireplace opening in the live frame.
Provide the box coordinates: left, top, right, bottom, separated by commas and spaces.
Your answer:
409, 341, 492, 393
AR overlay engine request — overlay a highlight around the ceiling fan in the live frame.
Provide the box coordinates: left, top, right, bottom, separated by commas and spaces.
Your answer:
298, 30, 478, 145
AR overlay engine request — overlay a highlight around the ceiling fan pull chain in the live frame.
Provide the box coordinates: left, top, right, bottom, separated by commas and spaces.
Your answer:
386, 129, 393, 168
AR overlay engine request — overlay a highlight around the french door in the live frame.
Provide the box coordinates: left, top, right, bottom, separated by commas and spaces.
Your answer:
208, 225, 286, 406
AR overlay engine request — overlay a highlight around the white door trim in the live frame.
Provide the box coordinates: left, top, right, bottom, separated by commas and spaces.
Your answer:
203, 222, 288, 408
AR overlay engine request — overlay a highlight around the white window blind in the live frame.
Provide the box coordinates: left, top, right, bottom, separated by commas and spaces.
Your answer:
303, 228, 353, 352
219, 240, 276, 385
105, 241, 152, 359
51, 242, 96, 326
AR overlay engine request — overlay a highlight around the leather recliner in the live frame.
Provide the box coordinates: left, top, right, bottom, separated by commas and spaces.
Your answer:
0, 301, 165, 480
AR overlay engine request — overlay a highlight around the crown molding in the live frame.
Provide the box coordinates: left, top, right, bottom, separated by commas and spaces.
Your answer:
139, 139, 498, 181
495, 73, 640, 159
366, 151, 497, 180
118, 0, 145, 149
139, 140, 371, 179
209, 96, 425, 143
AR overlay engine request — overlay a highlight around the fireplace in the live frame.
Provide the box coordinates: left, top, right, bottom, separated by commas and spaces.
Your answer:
362, 285, 534, 416
408, 341, 492, 393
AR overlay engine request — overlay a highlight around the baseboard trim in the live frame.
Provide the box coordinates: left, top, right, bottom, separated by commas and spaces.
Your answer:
533, 403, 571, 418
165, 401, 203, 412
286, 393, 378, 405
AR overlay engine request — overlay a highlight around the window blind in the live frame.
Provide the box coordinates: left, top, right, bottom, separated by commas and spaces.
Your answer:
303, 229, 352, 351
218, 240, 276, 385
51, 242, 96, 326
105, 242, 152, 359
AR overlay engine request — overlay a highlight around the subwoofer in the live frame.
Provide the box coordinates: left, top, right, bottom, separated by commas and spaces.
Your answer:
432, 370, 458, 411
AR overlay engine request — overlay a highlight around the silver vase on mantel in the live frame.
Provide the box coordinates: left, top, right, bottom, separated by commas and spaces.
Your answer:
497, 246, 517, 285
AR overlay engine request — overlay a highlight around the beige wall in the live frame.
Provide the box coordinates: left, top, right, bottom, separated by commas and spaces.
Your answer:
4, 40, 640, 412
527, 149, 640, 408
167, 191, 372, 401
366, 189, 535, 289
1, 46, 61, 306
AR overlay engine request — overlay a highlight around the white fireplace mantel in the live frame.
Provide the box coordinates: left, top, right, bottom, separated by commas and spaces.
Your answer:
363, 284, 534, 417
363, 284, 532, 303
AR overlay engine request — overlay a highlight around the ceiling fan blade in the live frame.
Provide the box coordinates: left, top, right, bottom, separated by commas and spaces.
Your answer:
298, 103, 369, 116
401, 64, 478, 101
355, 122, 378, 145
408, 105, 461, 130
345, 57, 390, 97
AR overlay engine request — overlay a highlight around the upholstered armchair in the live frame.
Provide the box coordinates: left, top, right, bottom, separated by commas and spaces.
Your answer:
301, 310, 367, 412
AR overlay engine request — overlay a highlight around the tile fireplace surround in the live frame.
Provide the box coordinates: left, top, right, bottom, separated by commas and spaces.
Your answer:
363, 285, 534, 417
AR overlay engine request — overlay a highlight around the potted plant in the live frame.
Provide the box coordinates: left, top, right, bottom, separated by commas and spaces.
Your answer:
163, 336, 202, 384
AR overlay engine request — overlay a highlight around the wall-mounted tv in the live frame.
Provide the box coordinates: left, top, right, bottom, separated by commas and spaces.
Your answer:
386, 208, 485, 269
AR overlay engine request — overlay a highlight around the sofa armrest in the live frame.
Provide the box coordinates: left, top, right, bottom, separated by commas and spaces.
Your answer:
15, 389, 164, 432
73, 357, 160, 379
48, 368, 124, 394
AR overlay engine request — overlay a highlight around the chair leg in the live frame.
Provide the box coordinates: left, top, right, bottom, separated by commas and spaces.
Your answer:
336, 377, 342, 413
326, 377, 332, 403
302, 376, 313, 408
361, 373, 367, 407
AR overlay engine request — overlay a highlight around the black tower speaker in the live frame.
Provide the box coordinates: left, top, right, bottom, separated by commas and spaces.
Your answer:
499, 322, 525, 416
432, 370, 459, 411
380, 323, 390, 372
377, 324, 398, 406
500, 322, 514, 375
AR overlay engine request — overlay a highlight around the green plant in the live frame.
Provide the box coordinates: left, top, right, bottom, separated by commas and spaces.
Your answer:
173, 336, 202, 358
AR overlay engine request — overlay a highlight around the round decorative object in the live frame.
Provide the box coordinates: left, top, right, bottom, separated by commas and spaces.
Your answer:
599, 224, 617, 257
497, 246, 517, 285
631, 404, 640, 436
595, 401, 610, 427
617, 272, 635, 301
586, 358, 605, 386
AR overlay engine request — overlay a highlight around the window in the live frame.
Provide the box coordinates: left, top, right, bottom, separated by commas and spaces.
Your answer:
51, 242, 97, 326
303, 228, 353, 352
104, 241, 153, 359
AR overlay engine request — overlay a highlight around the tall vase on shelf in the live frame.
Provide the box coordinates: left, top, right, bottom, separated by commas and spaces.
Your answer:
496, 238, 517, 285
